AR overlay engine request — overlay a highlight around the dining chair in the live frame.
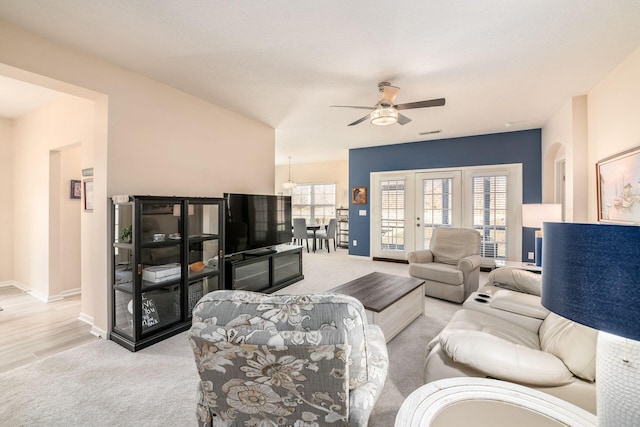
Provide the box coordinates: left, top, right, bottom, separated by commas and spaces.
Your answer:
317, 218, 337, 252
292, 218, 313, 252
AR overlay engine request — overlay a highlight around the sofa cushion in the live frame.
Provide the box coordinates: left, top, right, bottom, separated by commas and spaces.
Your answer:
539, 313, 598, 382
486, 267, 542, 296
408, 263, 463, 285
436, 310, 574, 386
490, 289, 550, 319
438, 309, 540, 348
430, 228, 481, 265
439, 329, 575, 386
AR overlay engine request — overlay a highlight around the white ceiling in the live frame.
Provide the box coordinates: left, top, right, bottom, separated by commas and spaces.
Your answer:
1, 1, 640, 165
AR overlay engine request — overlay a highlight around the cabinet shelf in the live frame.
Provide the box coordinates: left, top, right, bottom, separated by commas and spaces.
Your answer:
110, 196, 225, 352
187, 267, 219, 282
140, 241, 182, 249
113, 242, 133, 250
141, 278, 183, 292
189, 234, 219, 243
114, 281, 134, 294
336, 208, 349, 249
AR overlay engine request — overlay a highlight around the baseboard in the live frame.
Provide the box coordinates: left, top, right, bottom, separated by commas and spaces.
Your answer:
79, 312, 106, 339
0, 280, 20, 288
1, 280, 30, 291
372, 257, 409, 264
89, 325, 109, 339
90, 325, 107, 339
60, 288, 81, 298
78, 312, 93, 325
28, 287, 82, 303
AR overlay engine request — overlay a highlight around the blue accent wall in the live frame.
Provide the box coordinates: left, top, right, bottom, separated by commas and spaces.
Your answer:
349, 129, 542, 259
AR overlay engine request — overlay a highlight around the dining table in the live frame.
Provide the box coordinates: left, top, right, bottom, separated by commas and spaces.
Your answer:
306, 223, 326, 252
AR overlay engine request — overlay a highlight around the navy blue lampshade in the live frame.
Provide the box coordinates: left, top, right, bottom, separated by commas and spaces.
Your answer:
541, 222, 640, 342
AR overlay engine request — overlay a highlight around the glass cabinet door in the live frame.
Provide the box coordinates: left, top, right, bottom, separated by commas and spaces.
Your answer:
137, 200, 183, 335
113, 203, 134, 338
185, 200, 223, 316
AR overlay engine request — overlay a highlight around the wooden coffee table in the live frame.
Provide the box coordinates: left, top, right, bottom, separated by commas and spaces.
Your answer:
331, 272, 425, 342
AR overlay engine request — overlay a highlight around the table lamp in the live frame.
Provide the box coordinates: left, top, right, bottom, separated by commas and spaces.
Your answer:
541, 222, 640, 426
522, 203, 562, 266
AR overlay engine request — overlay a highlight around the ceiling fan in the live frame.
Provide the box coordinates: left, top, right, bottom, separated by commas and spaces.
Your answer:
330, 82, 445, 126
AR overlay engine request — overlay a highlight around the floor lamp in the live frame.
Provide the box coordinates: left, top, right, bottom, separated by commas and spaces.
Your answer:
522, 204, 561, 266
541, 222, 640, 426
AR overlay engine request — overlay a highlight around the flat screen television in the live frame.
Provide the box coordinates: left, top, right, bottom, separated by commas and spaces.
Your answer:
223, 193, 293, 255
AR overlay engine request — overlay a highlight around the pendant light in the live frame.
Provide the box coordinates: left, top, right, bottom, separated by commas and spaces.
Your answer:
282, 156, 297, 189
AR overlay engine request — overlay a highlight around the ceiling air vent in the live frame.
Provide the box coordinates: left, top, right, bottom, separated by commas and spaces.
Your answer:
418, 129, 442, 136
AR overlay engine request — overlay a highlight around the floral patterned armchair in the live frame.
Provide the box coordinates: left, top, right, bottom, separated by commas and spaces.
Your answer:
188, 290, 389, 427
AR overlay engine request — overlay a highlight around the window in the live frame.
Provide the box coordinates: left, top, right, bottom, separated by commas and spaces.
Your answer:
472, 175, 508, 259
380, 179, 405, 251
291, 183, 336, 224
421, 177, 454, 248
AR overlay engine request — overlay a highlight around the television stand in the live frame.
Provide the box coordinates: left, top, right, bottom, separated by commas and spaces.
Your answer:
225, 245, 303, 293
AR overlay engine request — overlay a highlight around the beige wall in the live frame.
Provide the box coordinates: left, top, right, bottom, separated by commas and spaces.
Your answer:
12, 95, 94, 301
543, 46, 640, 223
49, 146, 82, 298
542, 96, 589, 222
0, 117, 13, 282
275, 159, 349, 207
588, 46, 640, 222
0, 21, 275, 334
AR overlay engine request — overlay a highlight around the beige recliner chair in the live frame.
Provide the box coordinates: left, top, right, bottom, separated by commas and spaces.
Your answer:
424, 267, 598, 414
408, 227, 482, 303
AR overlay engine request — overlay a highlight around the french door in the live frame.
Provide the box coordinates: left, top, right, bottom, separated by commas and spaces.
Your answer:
371, 165, 522, 262
414, 171, 462, 251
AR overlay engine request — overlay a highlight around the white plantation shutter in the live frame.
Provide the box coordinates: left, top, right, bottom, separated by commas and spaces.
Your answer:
380, 179, 405, 251
421, 178, 454, 248
472, 175, 508, 259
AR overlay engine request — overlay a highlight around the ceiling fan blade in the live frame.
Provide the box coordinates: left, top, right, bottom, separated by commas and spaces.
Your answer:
397, 113, 412, 125
395, 98, 446, 110
348, 114, 370, 126
330, 105, 374, 110
380, 85, 400, 105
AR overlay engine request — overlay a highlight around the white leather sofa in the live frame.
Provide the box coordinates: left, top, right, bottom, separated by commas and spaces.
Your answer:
424, 267, 598, 414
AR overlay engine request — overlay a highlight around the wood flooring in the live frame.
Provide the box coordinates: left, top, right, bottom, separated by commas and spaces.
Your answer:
0, 285, 97, 373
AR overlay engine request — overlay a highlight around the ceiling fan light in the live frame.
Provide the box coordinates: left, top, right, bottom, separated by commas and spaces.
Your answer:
370, 107, 398, 126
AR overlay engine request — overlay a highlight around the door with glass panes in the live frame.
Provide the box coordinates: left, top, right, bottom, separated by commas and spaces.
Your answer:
414, 171, 462, 251
371, 166, 521, 263
371, 171, 462, 259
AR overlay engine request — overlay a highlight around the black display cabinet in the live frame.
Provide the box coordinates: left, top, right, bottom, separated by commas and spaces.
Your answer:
110, 195, 224, 351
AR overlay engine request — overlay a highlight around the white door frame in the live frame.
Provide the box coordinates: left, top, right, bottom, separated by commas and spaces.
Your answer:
370, 164, 523, 261
414, 170, 463, 251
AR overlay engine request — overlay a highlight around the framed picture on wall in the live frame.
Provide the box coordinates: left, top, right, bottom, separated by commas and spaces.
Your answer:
83, 178, 94, 212
352, 186, 367, 204
70, 180, 81, 199
596, 145, 640, 224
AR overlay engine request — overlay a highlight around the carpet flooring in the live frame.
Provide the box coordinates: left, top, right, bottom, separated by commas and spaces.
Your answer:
0, 249, 474, 426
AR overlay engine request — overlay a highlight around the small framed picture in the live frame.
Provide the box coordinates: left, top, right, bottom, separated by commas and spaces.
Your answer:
352, 186, 367, 204
83, 178, 94, 212
70, 180, 81, 199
